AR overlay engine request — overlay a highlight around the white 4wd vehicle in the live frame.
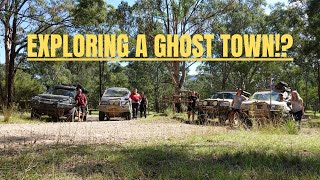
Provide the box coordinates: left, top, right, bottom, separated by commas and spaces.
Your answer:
98, 87, 132, 121
241, 91, 291, 121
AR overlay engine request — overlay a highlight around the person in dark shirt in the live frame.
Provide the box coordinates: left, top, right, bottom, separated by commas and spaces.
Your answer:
129, 88, 141, 119
140, 92, 148, 118
187, 91, 198, 122
75, 88, 87, 122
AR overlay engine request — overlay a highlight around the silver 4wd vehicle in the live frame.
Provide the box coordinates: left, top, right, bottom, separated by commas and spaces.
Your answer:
98, 87, 132, 121
241, 90, 291, 123
30, 85, 81, 121
198, 91, 250, 123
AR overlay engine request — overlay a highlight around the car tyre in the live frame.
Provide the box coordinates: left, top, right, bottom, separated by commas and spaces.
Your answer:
51, 115, 60, 122
126, 112, 132, 120
99, 111, 105, 121
31, 109, 41, 119
67, 108, 76, 122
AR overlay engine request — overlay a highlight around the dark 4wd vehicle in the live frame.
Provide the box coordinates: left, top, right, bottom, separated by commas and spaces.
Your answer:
30, 85, 83, 121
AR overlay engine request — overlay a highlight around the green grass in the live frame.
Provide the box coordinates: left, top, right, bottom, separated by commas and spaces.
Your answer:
1, 127, 320, 179
0, 112, 42, 124
1, 111, 320, 178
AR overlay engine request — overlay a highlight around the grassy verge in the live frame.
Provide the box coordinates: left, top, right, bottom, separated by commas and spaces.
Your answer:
0, 112, 42, 124
1, 128, 320, 179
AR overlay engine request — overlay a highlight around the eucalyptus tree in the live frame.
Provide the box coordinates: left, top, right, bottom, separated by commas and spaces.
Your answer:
0, 0, 73, 106
199, 0, 269, 92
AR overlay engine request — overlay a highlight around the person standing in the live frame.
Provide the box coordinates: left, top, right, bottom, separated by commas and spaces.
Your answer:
187, 91, 198, 122
174, 93, 182, 113
75, 88, 87, 122
228, 88, 248, 126
140, 92, 148, 118
129, 88, 141, 119
290, 90, 304, 128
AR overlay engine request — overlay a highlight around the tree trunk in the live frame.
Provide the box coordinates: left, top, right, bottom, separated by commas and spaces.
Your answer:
154, 63, 160, 112
305, 72, 308, 110
99, 61, 102, 98
4, 16, 9, 105
0, 73, 3, 103
317, 62, 320, 112
222, 62, 227, 90
7, 58, 15, 106
5, 7, 18, 107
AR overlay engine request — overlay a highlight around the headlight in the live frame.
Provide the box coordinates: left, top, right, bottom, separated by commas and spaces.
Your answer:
220, 102, 230, 107
271, 105, 276, 110
100, 101, 108, 105
112, 101, 120, 105
213, 101, 218, 106
203, 101, 208, 106
198, 101, 203, 106
32, 96, 40, 101
271, 105, 283, 110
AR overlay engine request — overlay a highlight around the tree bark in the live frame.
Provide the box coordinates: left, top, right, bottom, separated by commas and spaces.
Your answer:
0, 0, 7, 9
0, 70, 4, 103
222, 62, 228, 90
5, 2, 18, 106
4, 9, 10, 105
317, 62, 320, 111
154, 62, 160, 112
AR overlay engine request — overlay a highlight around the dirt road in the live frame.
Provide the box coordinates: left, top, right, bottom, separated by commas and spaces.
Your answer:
0, 116, 220, 147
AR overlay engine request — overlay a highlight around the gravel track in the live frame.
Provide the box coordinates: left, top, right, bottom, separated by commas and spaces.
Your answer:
0, 116, 221, 147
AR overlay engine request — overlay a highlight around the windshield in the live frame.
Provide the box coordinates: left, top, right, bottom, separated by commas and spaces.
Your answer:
211, 93, 235, 99
251, 92, 280, 101
103, 89, 129, 97
49, 88, 76, 97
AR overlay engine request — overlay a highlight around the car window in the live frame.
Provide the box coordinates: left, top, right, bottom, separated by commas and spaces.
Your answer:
224, 93, 235, 99
51, 88, 76, 97
251, 92, 279, 101
103, 89, 129, 97
211, 93, 235, 99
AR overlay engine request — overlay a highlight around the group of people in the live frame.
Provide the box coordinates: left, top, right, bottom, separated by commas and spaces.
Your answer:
183, 88, 305, 126
229, 88, 305, 126
74, 87, 148, 120
75, 84, 305, 125
129, 88, 148, 119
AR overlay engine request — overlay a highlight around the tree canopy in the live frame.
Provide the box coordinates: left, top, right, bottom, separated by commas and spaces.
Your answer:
0, 0, 319, 111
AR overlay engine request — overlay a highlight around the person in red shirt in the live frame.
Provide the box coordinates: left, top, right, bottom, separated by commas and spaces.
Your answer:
129, 88, 141, 119
75, 88, 87, 122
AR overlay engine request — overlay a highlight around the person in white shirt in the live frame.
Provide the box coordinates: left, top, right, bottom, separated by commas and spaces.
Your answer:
228, 88, 248, 126
289, 90, 304, 127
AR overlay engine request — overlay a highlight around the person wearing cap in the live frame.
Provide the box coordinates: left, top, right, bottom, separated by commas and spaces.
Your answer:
129, 88, 141, 119
228, 88, 248, 126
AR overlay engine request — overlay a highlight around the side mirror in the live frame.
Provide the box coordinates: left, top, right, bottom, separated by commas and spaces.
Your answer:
125, 98, 129, 101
